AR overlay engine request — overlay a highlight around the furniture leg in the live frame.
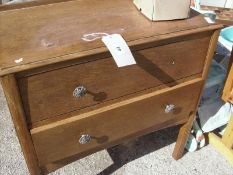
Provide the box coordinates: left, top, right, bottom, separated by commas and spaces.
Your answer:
172, 113, 196, 160
1, 74, 42, 175
172, 29, 220, 160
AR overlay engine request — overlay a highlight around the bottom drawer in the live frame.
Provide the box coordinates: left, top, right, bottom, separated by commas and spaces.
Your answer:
31, 80, 202, 166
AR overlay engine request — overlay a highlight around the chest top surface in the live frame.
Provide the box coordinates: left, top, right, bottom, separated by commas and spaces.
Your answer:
0, 0, 222, 75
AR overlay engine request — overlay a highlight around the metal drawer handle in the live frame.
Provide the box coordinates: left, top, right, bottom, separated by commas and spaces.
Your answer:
165, 104, 175, 113
79, 134, 91, 144
73, 86, 87, 98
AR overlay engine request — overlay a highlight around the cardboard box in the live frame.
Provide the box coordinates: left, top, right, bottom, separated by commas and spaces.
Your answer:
134, 0, 191, 21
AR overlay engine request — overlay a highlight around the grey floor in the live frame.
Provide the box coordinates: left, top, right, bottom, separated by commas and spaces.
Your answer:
1, 84, 233, 175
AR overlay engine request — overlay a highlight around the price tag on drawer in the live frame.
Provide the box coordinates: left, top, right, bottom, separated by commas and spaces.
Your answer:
101, 34, 136, 67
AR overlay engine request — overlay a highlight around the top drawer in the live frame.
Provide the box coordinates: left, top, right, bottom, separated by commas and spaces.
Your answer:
18, 36, 210, 124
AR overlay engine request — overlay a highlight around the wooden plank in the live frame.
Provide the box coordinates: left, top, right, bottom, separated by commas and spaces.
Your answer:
209, 133, 233, 166
172, 113, 196, 160
0, 0, 222, 75
222, 115, 233, 148
172, 29, 221, 160
222, 49, 233, 103
222, 49, 233, 149
202, 30, 221, 79
1, 74, 42, 175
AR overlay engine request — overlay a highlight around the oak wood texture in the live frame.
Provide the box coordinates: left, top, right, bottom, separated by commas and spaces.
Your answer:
0, 75, 41, 175
0, 0, 221, 76
172, 113, 195, 160
202, 30, 222, 79
41, 119, 188, 174
18, 36, 210, 125
31, 79, 203, 166
0, 0, 73, 11
222, 49, 233, 103
209, 132, 233, 166
221, 51, 233, 150
30, 74, 202, 129
15, 30, 213, 79
172, 30, 221, 160
222, 114, 233, 149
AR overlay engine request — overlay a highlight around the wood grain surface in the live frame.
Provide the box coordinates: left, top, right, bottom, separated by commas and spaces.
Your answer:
18, 36, 210, 124
29, 74, 202, 129
0, 0, 73, 11
1, 75, 41, 175
0, 0, 221, 75
172, 29, 221, 160
31, 79, 203, 166
222, 49, 233, 102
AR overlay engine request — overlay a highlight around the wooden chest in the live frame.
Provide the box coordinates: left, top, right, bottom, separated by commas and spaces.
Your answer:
0, 0, 222, 174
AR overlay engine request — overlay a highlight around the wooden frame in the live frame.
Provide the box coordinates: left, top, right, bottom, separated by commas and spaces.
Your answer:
209, 47, 233, 167
222, 47, 233, 103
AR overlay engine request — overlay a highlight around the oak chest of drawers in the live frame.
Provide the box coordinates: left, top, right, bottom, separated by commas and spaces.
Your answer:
0, 0, 222, 174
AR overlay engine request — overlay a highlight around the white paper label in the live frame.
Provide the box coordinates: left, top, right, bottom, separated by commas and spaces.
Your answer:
101, 34, 136, 67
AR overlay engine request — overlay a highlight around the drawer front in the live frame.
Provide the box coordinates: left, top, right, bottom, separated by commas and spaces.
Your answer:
31, 80, 203, 165
18, 36, 210, 124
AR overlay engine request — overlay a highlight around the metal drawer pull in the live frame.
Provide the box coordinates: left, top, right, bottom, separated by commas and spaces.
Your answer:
79, 134, 91, 144
165, 104, 175, 113
73, 86, 87, 97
